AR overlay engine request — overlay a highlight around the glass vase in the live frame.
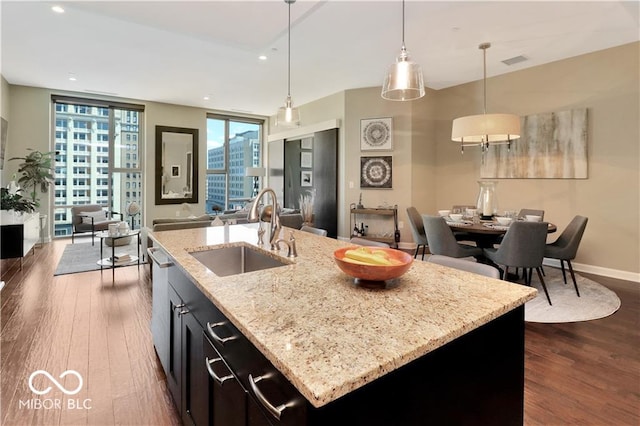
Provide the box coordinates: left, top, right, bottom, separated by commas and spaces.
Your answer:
476, 180, 499, 219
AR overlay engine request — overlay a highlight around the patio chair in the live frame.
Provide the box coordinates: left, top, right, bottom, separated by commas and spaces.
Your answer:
71, 204, 122, 246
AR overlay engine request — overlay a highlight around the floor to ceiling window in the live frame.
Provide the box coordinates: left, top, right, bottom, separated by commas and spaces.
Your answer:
52, 96, 144, 236
206, 114, 263, 213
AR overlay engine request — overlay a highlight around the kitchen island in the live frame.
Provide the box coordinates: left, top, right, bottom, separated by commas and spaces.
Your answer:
148, 223, 537, 425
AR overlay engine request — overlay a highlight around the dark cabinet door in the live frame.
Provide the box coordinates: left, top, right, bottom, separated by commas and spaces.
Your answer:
182, 311, 208, 426
203, 334, 247, 426
167, 285, 182, 408
247, 395, 275, 426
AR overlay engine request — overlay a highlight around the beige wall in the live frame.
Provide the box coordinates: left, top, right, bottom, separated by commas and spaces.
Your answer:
1, 76, 12, 183
434, 42, 639, 277
3, 86, 51, 220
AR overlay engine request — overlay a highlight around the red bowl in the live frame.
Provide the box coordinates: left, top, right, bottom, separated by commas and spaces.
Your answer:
333, 246, 413, 282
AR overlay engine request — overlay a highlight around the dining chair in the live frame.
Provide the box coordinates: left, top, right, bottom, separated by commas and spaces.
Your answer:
300, 225, 328, 237
406, 207, 428, 259
483, 221, 552, 305
450, 204, 478, 243
427, 255, 500, 279
544, 215, 588, 297
422, 215, 483, 259
518, 208, 545, 220
349, 237, 390, 248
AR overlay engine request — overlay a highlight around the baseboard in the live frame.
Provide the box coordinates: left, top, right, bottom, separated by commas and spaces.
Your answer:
397, 241, 415, 250
542, 259, 639, 283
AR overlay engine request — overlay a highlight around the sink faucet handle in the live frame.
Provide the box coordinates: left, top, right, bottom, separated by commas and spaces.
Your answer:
275, 238, 297, 258
257, 222, 265, 245
288, 232, 297, 258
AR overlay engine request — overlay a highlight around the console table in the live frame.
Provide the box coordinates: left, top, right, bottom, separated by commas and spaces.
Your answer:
350, 205, 399, 248
0, 211, 40, 269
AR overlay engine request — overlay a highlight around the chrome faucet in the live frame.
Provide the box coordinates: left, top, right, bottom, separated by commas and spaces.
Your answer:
248, 188, 282, 250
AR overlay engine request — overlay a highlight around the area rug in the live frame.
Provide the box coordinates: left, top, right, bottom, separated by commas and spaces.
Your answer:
524, 267, 621, 323
54, 241, 141, 276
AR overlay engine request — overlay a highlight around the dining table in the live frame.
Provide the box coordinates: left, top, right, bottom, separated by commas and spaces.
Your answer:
447, 218, 557, 248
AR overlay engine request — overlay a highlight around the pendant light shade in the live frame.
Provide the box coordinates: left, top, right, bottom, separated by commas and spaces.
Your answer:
276, 95, 300, 127
451, 113, 520, 143
381, 0, 425, 101
452, 43, 520, 151
275, 0, 300, 127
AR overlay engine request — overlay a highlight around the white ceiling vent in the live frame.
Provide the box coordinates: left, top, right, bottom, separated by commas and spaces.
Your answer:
502, 55, 528, 66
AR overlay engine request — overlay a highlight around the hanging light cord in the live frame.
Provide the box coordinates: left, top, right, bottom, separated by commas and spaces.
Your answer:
480, 42, 490, 115
401, 0, 406, 50
482, 45, 487, 114
287, 0, 292, 97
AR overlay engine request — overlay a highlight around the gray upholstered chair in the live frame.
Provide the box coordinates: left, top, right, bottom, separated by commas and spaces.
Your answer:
349, 237, 390, 248
518, 208, 545, 220
300, 225, 328, 237
71, 204, 122, 245
422, 215, 483, 259
427, 254, 500, 279
544, 215, 588, 297
406, 207, 428, 259
483, 221, 552, 305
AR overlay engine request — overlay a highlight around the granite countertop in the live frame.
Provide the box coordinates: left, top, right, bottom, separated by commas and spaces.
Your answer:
149, 224, 537, 408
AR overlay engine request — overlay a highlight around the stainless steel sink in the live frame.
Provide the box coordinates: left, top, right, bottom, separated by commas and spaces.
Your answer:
189, 244, 291, 277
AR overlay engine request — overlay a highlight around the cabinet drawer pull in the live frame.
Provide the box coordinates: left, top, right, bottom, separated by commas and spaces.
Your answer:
248, 373, 292, 421
206, 322, 237, 345
147, 247, 173, 268
205, 357, 234, 385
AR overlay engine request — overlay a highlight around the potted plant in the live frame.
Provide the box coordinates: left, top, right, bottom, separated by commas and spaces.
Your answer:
0, 187, 37, 213
9, 149, 54, 207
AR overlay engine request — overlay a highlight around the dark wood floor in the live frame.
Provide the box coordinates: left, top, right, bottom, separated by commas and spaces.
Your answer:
1, 239, 638, 425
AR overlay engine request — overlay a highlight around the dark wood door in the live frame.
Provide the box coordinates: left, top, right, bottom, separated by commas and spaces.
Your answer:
283, 129, 338, 237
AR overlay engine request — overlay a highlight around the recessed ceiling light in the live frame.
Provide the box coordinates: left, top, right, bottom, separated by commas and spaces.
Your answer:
52, 5, 65, 13
68, 73, 77, 81
203, 96, 210, 101
258, 55, 267, 61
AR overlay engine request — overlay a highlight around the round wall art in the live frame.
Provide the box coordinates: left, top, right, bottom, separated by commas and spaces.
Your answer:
361, 117, 393, 151
360, 156, 392, 189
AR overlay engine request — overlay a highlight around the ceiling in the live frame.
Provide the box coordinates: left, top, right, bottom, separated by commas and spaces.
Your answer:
2, 1, 638, 117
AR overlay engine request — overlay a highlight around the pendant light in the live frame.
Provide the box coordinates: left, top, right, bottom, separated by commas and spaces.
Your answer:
451, 43, 520, 154
275, 0, 300, 127
381, 0, 425, 101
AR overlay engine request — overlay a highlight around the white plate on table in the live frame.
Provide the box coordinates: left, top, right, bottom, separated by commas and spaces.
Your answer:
447, 221, 472, 227
483, 223, 510, 231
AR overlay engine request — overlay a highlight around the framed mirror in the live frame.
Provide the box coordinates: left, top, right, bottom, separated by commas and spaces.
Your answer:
155, 125, 198, 205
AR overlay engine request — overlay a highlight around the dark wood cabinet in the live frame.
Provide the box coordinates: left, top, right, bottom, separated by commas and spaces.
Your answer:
203, 334, 246, 426
153, 255, 526, 426
167, 284, 183, 410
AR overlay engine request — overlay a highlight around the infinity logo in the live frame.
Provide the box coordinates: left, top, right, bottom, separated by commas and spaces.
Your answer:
28, 370, 83, 396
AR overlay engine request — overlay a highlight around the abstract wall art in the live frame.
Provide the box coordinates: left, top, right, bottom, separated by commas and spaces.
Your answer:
361, 117, 393, 151
360, 156, 392, 189
481, 108, 588, 179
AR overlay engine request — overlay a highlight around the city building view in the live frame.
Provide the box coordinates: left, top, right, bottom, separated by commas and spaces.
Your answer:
52, 101, 142, 236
